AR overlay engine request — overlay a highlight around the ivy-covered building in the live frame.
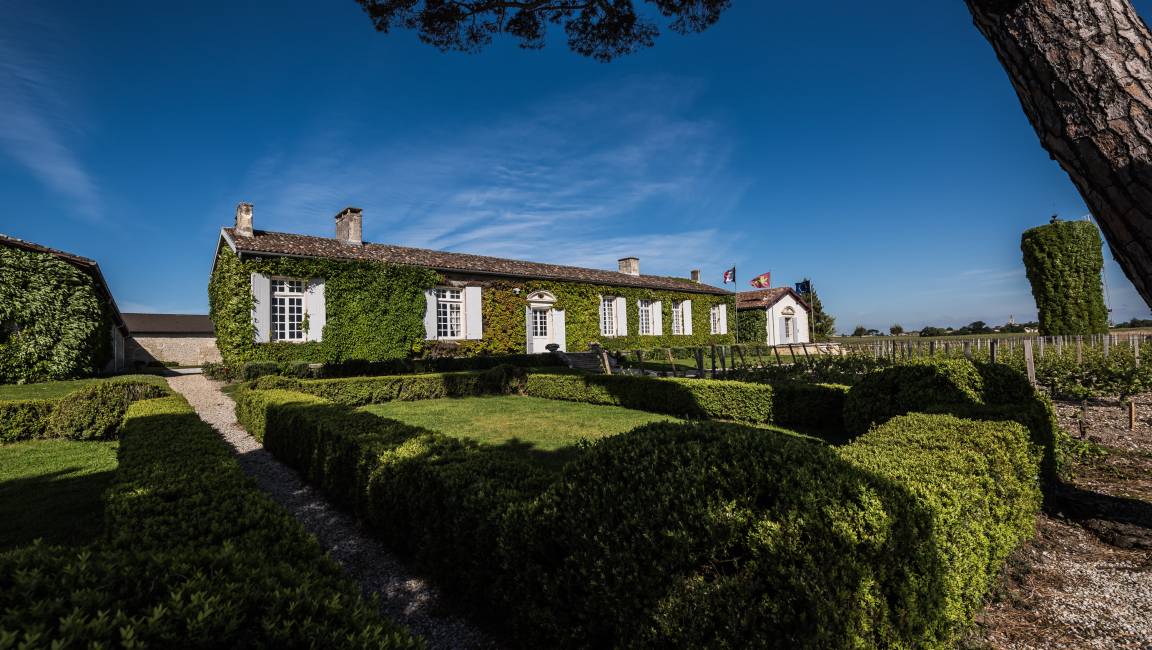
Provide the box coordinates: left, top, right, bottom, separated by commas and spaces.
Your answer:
209, 204, 736, 365
736, 288, 811, 346
0, 234, 128, 383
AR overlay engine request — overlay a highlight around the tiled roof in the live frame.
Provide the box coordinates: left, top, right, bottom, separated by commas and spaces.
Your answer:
123, 313, 215, 334
0, 233, 127, 331
222, 228, 731, 295
737, 287, 810, 310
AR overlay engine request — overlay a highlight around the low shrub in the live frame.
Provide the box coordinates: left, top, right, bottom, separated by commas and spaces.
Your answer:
842, 358, 1059, 477
0, 399, 54, 443
201, 361, 235, 381
505, 414, 1040, 648
769, 381, 850, 432
240, 361, 282, 381
44, 381, 168, 440
233, 388, 553, 610
523, 373, 775, 423
250, 371, 492, 407
0, 394, 420, 648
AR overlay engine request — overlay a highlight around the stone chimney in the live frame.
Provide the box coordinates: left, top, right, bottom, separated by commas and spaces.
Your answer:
618, 257, 640, 276
691, 269, 701, 283
235, 202, 253, 237
335, 207, 363, 246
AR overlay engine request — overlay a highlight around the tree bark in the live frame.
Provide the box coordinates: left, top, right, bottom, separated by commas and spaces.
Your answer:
966, 0, 1152, 307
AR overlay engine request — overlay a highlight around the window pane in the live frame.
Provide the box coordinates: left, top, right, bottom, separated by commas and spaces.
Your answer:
601, 298, 616, 336
639, 299, 652, 335
533, 310, 549, 337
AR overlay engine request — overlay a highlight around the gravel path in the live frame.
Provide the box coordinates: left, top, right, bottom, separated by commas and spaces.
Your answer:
166, 374, 497, 650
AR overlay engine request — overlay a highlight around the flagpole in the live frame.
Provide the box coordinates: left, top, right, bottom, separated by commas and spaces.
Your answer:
733, 267, 739, 345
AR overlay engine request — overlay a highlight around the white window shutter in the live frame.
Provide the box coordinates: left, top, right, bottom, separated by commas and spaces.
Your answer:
525, 306, 534, 353
615, 296, 628, 336
719, 303, 729, 334
250, 273, 271, 343
304, 279, 326, 342
423, 290, 438, 340
598, 295, 605, 335
653, 301, 663, 336
554, 309, 567, 352
464, 286, 483, 340
684, 300, 693, 335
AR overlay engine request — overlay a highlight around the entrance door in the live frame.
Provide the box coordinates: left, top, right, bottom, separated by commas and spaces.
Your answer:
531, 308, 551, 351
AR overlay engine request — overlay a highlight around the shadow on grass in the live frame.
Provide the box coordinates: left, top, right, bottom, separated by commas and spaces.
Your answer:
0, 467, 115, 550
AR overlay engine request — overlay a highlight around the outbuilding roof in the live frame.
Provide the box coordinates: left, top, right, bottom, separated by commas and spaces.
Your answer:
221, 228, 731, 296
122, 313, 215, 334
736, 287, 811, 311
0, 233, 127, 333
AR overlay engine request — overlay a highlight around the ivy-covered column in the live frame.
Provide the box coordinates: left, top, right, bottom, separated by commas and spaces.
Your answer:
1020, 219, 1109, 335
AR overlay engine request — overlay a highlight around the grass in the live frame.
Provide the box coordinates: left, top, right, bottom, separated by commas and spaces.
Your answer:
362, 395, 681, 471
0, 374, 168, 402
0, 439, 119, 550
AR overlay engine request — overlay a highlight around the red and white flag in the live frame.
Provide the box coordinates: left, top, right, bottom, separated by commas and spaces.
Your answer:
722, 267, 736, 284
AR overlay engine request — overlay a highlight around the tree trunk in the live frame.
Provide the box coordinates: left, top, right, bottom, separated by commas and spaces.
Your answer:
966, 0, 1152, 307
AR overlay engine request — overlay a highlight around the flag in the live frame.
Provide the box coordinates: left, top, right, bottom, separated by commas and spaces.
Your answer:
722, 267, 736, 284
749, 272, 771, 289
795, 280, 812, 294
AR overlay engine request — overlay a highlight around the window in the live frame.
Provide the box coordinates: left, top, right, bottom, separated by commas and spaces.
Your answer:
671, 301, 685, 335
532, 309, 549, 337
784, 318, 794, 339
271, 279, 306, 342
711, 304, 727, 335
436, 288, 463, 339
600, 296, 617, 336
638, 299, 654, 335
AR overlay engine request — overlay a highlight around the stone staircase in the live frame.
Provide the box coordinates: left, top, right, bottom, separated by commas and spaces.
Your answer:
554, 350, 620, 374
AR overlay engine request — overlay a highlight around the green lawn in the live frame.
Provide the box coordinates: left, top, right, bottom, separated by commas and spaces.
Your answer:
362, 395, 681, 471
0, 439, 119, 550
0, 374, 168, 402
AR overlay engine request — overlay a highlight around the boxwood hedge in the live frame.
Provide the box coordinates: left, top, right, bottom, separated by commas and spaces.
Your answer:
0, 377, 170, 443
0, 394, 420, 648
234, 387, 1042, 648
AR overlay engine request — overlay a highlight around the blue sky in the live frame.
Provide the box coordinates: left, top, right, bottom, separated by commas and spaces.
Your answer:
2, 0, 1149, 331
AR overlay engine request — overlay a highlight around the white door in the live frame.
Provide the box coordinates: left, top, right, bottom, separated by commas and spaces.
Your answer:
782, 316, 795, 344
531, 308, 551, 352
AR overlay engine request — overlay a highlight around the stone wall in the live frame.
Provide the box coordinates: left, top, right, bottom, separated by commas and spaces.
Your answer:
127, 334, 221, 367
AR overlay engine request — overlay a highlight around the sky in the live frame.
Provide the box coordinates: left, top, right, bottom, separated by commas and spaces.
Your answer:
1, 0, 1150, 332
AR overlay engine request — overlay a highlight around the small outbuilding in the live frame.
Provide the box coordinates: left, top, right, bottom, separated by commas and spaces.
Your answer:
123, 313, 221, 367
737, 288, 811, 346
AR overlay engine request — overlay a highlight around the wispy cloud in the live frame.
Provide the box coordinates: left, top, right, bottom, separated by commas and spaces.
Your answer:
0, 5, 101, 220
234, 76, 746, 279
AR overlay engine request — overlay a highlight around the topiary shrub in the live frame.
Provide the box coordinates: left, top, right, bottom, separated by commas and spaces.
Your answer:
43, 381, 168, 440
1020, 219, 1109, 335
201, 361, 236, 382
843, 358, 984, 434
0, 400, 55, 443
769, 381, 850, 433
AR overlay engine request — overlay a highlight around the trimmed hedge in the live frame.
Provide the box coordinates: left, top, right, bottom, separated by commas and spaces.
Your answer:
842, 358, 1058, 476
0, 399, 54, 443
0, 394, 420, 648
769, 381, 850, 431
1021, 219, 1108, 335
235, 387, 1042, 648
234, 388, 553, 611
0, 378, 170, 443
523, 373, 775, 424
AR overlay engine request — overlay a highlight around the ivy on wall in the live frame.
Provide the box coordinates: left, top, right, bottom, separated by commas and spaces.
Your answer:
210, 245, 736, 364
736, 308, 767, 344
1020, 220, 1109, 336
209, 247, 439, 366
0, 246, 113, 383
457, 278, 736, 354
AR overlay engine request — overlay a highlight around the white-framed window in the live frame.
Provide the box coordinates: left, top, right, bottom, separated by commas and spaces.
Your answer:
271, 278, 306, 342
638, 299, 655, 335
671, 301, 685, 335
436, 288, 464, 339
532, 309, 549, 337
600, 296, 617, 337
784, 318, 794, 339
710, 303, 728, 335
